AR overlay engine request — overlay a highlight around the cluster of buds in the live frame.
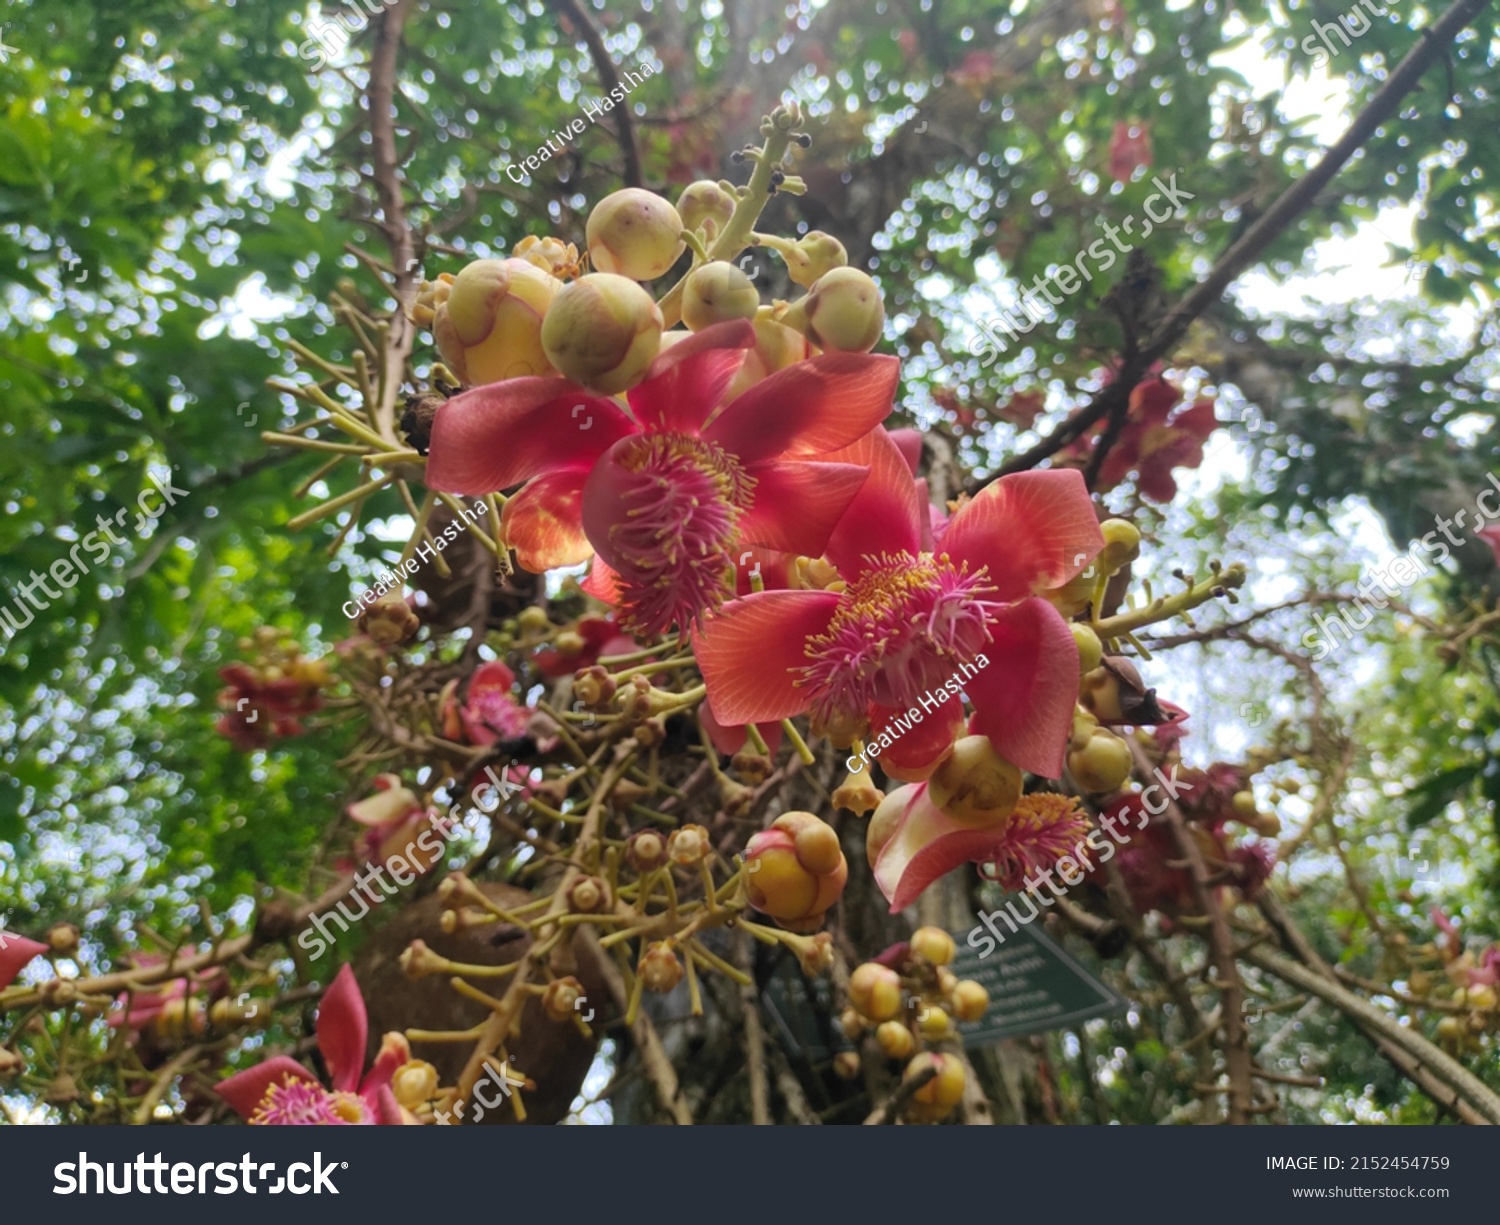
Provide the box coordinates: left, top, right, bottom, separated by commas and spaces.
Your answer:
214, 628, 330, 751
741, 812, 848, 932
838, 930, 987, 1121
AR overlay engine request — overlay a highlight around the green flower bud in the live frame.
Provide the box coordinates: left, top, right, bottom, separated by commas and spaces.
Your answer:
676, 180, 736, 239
682, 260, 760, 330
801, 267, 885, 353
433, 258, 559, 385
541, 273, 663, 394
586, 188, 686, 281
785, 230, 847, 289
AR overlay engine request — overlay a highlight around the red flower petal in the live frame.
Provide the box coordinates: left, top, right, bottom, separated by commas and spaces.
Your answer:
581, 555, 623, 605
316, 964, 369, 1094
873, 787, 1009, 911
501, 467, 594, 571
736, 459, 871, 558
426, 378, 635, 495
699, 701, 784, 757
964, 598, 1079, 777
628, 320, 755, 435
940, 468, 1103, 602
888, 428, 923, 473
702, 352, 899, 465
820, 428, 923, 578
694, 590, 842, 725
0, 932, 47, 990
468, 659, 516, 696
217, 1056, 320, 1120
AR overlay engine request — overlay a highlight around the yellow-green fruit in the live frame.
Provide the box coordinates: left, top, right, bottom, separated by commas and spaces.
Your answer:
1098, 518, 1142, 573
784, 230, 848, 288
676, 180, 736, 238
1068, 731, 1133, 793
541, 273, 663, 394
951, 980, 990, 1023
682, 260, 760, 330
1072, 623, 1103, 674
876, 1020, 916, 1060
801, 267, 885, 352
434, 258, 559, 385
910, 926, 956, 967
586, 188, 685, 281
849, 962, 902, 1022
926, 736, 1023, 826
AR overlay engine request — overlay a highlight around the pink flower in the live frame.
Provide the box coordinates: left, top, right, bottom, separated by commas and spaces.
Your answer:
425, 320, 898, 637
217, 965, 407, 1125
695, 428, 1104, 778
453, 660, 531, 746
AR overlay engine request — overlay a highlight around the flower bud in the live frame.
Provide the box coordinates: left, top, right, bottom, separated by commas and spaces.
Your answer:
668, 824, 711, 866
541, 273, 663, 394
868, 783, 919, 867
849, 962, 903, 1022
1072, 623, 1103, 675
411, 271, 453, 330
0, 1048, 24, 1080
910, 926, 956, 967
391, 1059, 440, 1108
210, 996, 265, 1030
731, 748, 774, 785
796, 931, 835, 977
566, 875, 613, 915
1068, 730, 1133, 793
876, 1020, 915, 1060
626, 829, 668, 873
832, 768, 883, 816
46, 923, 80, 956
676, 180, 736, 239
359, 596, 421, 646
1230, 790, 1259, 822
516, 606, 552, 635
799, 267, 885, 353
682, 261, 760, 330
586, 188, 686, 281
1252, 810, 1282, 838
904, 1052, 966, 1122
742, 812, 848, 932
573, 665, 617, 709
950, 980, 989, 1023
840, 1007, 865, 1040
917, 1004, 953, 1040
784, 231, 848, 289
1070, 708, 1099, 753
637, 942, 684, 993
724, 316, 813, 402
433, 258, 559, 385
512, 235, 581, 279
936, 967, 958, 997
542, 976, 585, 1022
553, 630, 586, 657
400, 939, 448, 980
926, 736, 1023, 826
832, 1051, 862, 1080
1097, 519, 1142, 573
809, 705, 870, 751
